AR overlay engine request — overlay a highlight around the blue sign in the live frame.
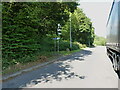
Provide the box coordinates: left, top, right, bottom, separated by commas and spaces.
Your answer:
52, 37, 60, 40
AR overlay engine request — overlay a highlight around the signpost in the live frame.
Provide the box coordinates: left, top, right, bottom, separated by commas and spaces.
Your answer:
70, 14, 72, 49
52, 37, 60, 52
57, 24, 61, 52
52, 24, 61, 53
52, 37, 60, 40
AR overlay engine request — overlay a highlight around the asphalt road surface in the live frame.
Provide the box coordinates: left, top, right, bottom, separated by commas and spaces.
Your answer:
2, 46, 118, 88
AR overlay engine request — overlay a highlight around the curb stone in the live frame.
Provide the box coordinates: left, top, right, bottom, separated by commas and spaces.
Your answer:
2, 58, 57, 81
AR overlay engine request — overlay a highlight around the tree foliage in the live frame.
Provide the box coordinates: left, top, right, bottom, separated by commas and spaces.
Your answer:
2, 2, 95, 70
62, 8, 95, 46
2, 2, 78, 69
94, 35, 106, 46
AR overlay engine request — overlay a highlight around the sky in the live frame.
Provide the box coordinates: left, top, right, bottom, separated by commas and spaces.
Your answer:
78, 0, 114, 38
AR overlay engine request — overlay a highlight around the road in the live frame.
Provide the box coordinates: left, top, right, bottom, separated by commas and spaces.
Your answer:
2, 46, 118, 88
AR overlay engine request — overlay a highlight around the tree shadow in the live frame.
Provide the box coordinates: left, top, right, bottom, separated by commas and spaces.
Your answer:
2, 49, 92, 88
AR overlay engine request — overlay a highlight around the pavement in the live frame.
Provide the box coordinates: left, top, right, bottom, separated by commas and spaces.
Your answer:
2, 46, 118, 88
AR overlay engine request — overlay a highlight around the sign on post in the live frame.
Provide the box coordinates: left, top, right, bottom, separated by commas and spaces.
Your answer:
52, 37, 60, 40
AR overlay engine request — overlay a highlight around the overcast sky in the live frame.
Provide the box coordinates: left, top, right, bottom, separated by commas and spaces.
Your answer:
78, 0, 114, 38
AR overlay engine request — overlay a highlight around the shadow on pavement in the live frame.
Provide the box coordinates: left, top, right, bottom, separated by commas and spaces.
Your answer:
3, 49, 92, 88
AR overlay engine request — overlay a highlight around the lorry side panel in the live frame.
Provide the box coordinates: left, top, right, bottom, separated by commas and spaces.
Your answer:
106, 1, 119, 52
106, 0, 120, 78
118, 1, 120, 50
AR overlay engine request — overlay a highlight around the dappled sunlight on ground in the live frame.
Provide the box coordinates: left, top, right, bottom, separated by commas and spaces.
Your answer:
21, 49, 92, 88
3, 47, 118, 88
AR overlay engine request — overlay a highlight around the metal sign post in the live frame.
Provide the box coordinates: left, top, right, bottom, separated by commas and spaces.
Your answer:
58, 39, 59, 52
52, 37, 60, 52
57, 24, 61, 52
70, 14, 72, 49
52, 24, 61, 53
54, 39, 56, 52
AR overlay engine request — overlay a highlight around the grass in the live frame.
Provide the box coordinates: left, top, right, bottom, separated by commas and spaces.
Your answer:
59, 49, 81, 55
2, 49, 82, 76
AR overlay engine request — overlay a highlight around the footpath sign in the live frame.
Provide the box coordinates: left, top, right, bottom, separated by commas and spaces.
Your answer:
52, 37, 60, 40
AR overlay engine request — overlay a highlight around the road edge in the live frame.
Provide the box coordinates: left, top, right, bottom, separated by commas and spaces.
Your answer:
2, 50, 82, 82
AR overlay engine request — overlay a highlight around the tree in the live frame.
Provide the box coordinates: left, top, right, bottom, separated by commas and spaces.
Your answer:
2, 2, 78, 69
62, 8, 95, 46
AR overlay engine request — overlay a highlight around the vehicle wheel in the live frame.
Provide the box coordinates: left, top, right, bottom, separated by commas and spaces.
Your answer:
115, 55, 120, 78
117, 56, 120, 78
112, 53, 118, 71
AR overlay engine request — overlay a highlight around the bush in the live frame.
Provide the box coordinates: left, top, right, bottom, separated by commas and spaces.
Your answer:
2, 37, 55, 70
94, 35, 106, 46
73, 42, 86, 48
59, 40, 70, 51
2, 38, 86, 70
71, 42, 80, 50
39, 37, 54, 52
59, 40, 85, 51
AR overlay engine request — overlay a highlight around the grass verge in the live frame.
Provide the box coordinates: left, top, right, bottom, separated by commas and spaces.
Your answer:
2, 49, 82, 76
